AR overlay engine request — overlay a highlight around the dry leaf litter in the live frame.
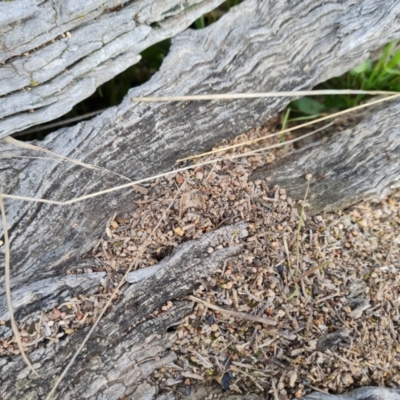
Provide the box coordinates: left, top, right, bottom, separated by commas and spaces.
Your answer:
1, 116, 400, 399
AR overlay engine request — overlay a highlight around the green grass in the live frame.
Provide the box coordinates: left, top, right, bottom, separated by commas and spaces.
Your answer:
287, 41, 400, 121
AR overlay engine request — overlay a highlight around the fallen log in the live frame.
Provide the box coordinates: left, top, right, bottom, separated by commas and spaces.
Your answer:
0, 0, 226, 137
302, 387, 400, 400
0, 223, 248, 399
2, 0, 400, 326
1, 0, 400, 398
250, 101, 400, 213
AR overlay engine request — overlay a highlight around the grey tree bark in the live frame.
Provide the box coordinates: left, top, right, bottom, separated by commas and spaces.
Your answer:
1, 0, 400, 398
0, 0, 226, 137
302, 387, 400, 400
251, 101, 400, 213
0, 223, 249, 400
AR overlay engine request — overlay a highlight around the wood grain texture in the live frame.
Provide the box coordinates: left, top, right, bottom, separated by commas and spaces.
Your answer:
250, 100, 400, 212
0, 223, 247, 399
0, 271, 105, 336
2, 0, 400, 320
302, 387, 400, 400
0, 0, 225, 137
1, 1, 400, 397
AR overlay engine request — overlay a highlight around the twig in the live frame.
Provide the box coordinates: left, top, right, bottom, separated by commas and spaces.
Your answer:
295, 260, 331, 283
308, 385, 330, 394
189, 349, 214, 369
0, 195, 39, 376
295, 175, 312, 277
332, 352, 359, 367
231, 365, 264, 392
287, 175, 312, 301
271, 379, 280, 400
188, 295, 277, 326
314, 292, 343, 304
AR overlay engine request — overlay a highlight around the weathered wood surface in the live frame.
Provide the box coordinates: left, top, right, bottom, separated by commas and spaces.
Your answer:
0, 223, 248, 399
205, 387, 400, 400
192, 387, 400, 400
1, 0, 400, 398
2, 0, 400, 327
251, 100, 400, 212
0, 0, 226, 137
302, 387, 400, 400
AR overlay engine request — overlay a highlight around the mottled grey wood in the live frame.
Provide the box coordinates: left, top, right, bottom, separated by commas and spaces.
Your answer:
0, 223, 247, 399
190, 390, 400, 400
0, 271, 105, 338
0, 0, 225, 137
2, 0, 400, 319
1, 0, 400, 398
250, 100, 400, 213
302, 387, 400, 400
133, 380, 400, 399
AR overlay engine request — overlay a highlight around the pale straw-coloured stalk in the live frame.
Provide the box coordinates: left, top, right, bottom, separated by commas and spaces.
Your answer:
0, 195, 39, 376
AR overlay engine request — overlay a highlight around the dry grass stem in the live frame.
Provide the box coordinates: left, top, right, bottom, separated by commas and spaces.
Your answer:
15, 109, 107, 137
295, 260, 331, 284
2, 93, 400, 206
234, 122, 333, 158
177, 92, 400, 161
295, 177, 312, 277
0, 123, 335, 205
3, 93, 400, 206
131, 89, 398, 102
3, 136, 101, 172
3, 136, 133, 183
0, 195, 39, 376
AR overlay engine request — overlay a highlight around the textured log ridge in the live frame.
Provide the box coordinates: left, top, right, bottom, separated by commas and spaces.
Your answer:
0, 223, 248, 399
302, 387, 400, 400
1, 0, 400, 398
2, 0, 400, 316
251, 100, 400, 212
0, 0, 225, 137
